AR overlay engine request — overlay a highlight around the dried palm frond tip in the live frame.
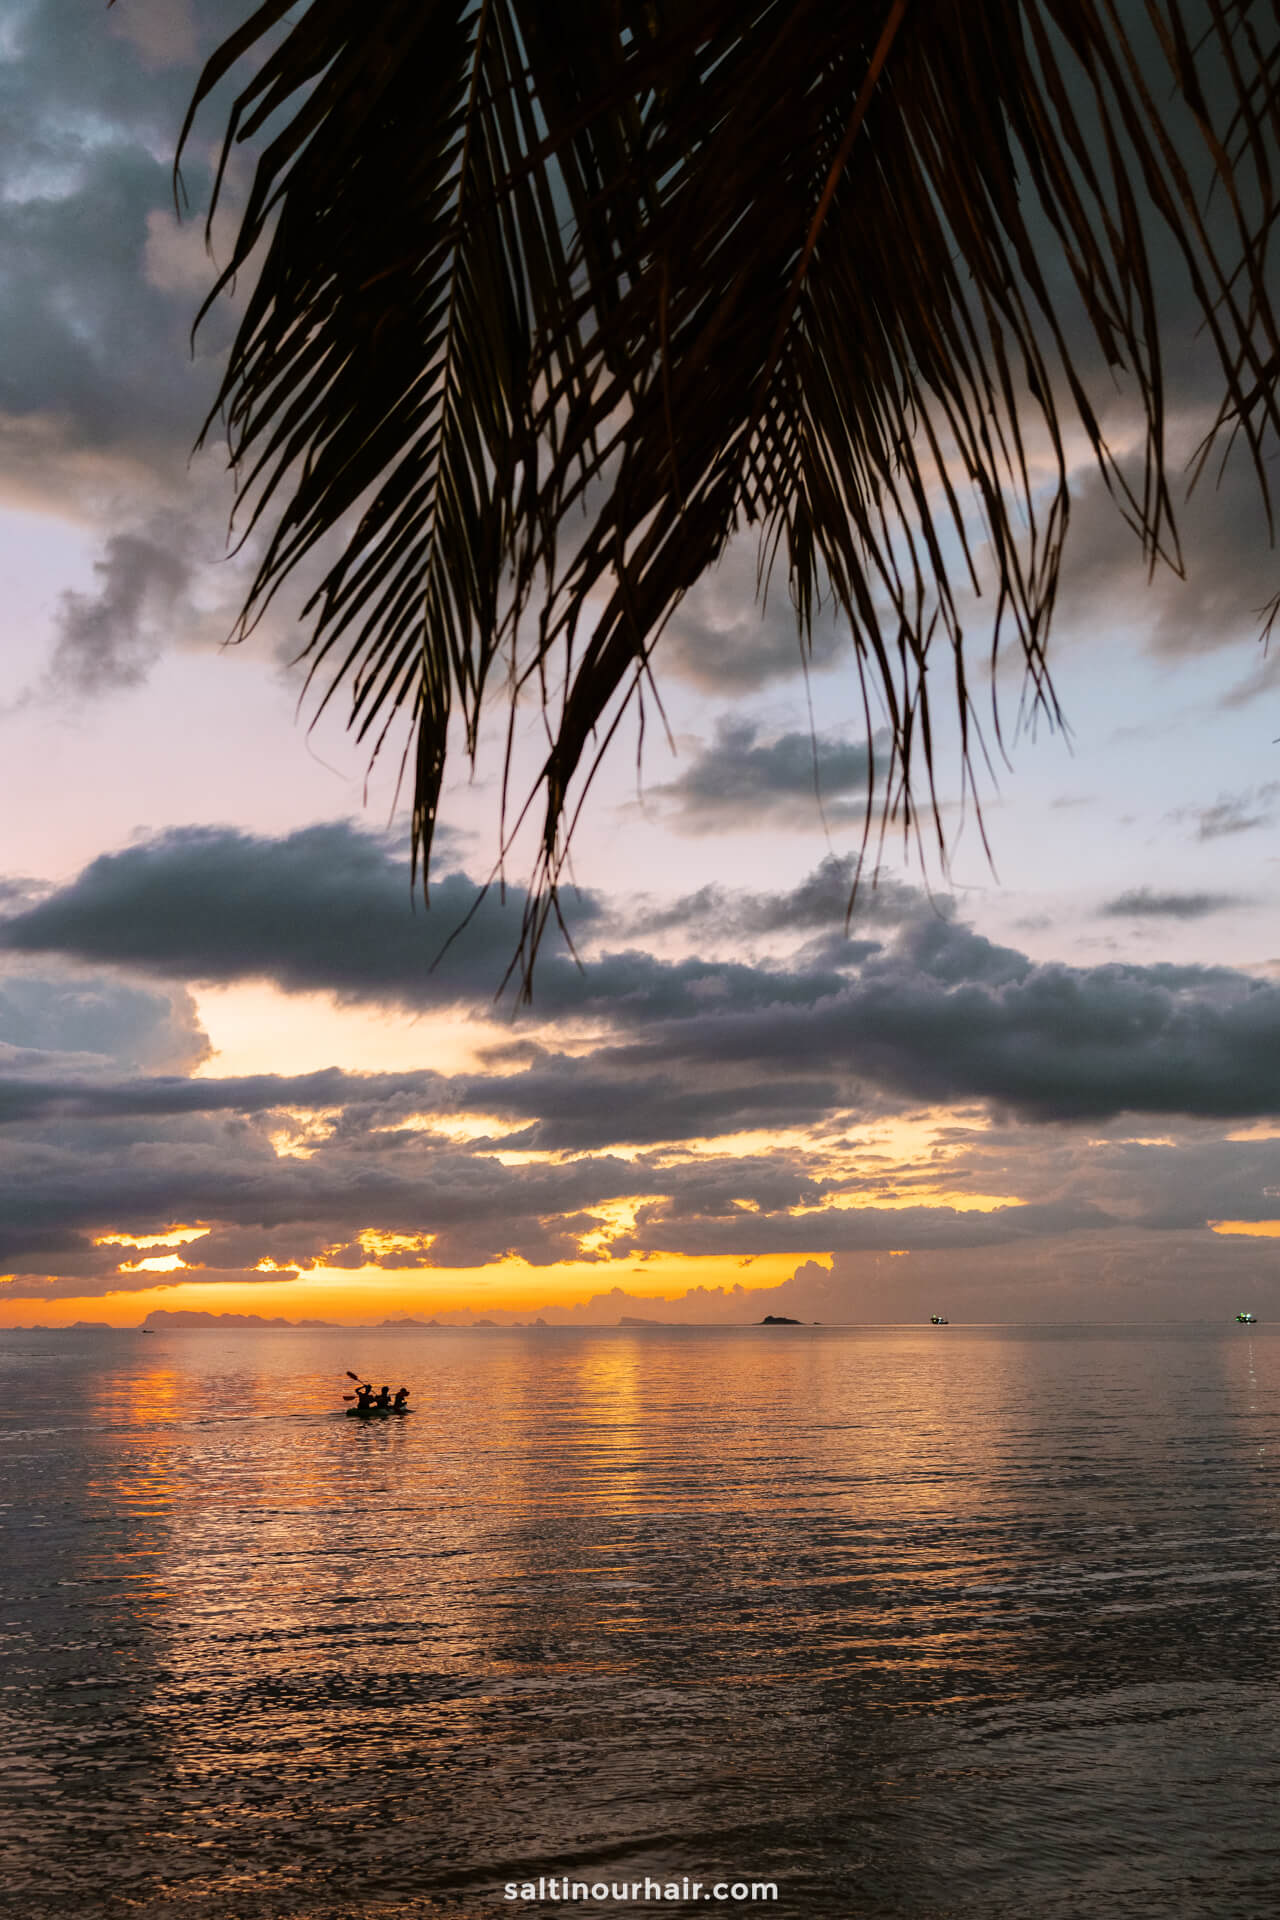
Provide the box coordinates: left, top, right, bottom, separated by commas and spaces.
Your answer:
179, 0, 1280, 981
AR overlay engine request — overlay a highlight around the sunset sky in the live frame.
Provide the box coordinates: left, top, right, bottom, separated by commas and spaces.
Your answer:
4, 0, 1280, 1327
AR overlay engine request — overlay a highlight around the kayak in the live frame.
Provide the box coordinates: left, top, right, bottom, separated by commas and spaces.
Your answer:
345, 1406, 413, 1418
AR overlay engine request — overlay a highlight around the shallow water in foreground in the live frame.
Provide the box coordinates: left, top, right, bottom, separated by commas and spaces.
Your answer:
2, 1323, 1278, 1919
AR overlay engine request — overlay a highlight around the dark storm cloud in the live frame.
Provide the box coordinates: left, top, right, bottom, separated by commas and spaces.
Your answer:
10, 827, 1280, 1128
451, 1062, 853, 1152
3, 1090, 903, 1282
0, 1121, 650, 1273
0, 822, 854, 1022
604, 952, 1280, 1124
0, 1064, 442, 1127
0, 0, 241, 477
6, 1054, 1280, 1303
1099, 888, 1248, 920
0, 824, 564, 1002
623, 1198, 1118, 1257
0, 1054, 1132, 1295
654, 720, 884, 832
0, 1048, 852, 1155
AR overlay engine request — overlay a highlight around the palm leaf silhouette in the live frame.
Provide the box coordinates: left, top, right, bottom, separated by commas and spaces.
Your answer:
180, 1, 1280, 977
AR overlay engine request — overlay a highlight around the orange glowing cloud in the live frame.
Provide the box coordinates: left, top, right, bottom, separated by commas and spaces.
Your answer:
93, 1227, 210, 1248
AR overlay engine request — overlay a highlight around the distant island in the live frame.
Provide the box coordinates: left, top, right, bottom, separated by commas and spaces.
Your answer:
759, 1315, 803, 1325
3, 1319, 124, 1334
141, 1310, 339, 1330
379, 1316, 440, 1328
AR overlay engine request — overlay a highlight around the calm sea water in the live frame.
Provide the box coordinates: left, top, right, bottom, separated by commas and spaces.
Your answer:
2, 1324, 1278, 1919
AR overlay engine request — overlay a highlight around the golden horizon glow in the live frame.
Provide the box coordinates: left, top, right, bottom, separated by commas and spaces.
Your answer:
0, 1249, 831, 1329
1209, 1219, 1280, 1238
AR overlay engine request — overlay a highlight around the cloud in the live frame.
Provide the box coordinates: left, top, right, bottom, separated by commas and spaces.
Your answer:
0, 877, 53, 914
107, 0, 199, 69
432, 1217, 1280, 1323
1187, 788, 1280, 840
0, 968, 209, 1073
0, 1117, 652, 1278
0, 136, 215, 480
1099, 888, 1247, 920
0, 821, 862, 1026
659, 537, 849, 692
0, 823, 539, 1003
606, 952, 1280, 1125
652, 719, 884, 833
622, 1197, 1119, 1258
0, 0, 290, 713
4, 1043, 1280, 1304
621, 856, 924, 947
1057, 444, 1280, 664
45, 517, 196, 695
10, 827, 1280, 1130
0, 1078, 1147, 1297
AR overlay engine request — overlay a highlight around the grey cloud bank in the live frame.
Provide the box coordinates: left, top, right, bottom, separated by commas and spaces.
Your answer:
1099, 888, 1248, 921
1, 821, 1280, 1312
6, 823, 1280, 1129
654, 719, 884, 832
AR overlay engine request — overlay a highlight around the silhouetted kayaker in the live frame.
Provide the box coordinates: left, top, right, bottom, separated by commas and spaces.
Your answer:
393, 1386, 410, 1410
375, 1384, 391, 1409
354, 1382, 375, 1411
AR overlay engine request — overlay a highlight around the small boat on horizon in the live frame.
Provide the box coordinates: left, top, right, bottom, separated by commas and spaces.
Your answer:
930, 1314, 949, 1325
1236, 1311, 1257, 1324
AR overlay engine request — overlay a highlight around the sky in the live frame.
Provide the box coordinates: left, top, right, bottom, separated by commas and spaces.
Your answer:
3, 0, 1280, 1327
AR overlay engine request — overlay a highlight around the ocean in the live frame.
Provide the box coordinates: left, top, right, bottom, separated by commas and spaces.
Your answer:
2, 1323, 1277, 1918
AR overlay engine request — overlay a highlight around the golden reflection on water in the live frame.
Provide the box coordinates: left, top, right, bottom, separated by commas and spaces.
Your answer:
565, 1336, 647, 1514
77, 1339, 1030, 1697
9, 1327, 1280, 1919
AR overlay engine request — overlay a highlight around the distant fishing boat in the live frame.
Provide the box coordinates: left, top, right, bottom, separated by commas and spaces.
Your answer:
1236, 1311, 1257, 1324
930, 1314, 949, 1325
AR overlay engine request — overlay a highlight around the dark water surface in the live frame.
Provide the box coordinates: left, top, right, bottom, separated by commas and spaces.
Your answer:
2, 1324, 1278, 1919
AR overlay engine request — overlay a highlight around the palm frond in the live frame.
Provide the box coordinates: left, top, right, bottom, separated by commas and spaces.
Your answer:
181, 0, 1280, 980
